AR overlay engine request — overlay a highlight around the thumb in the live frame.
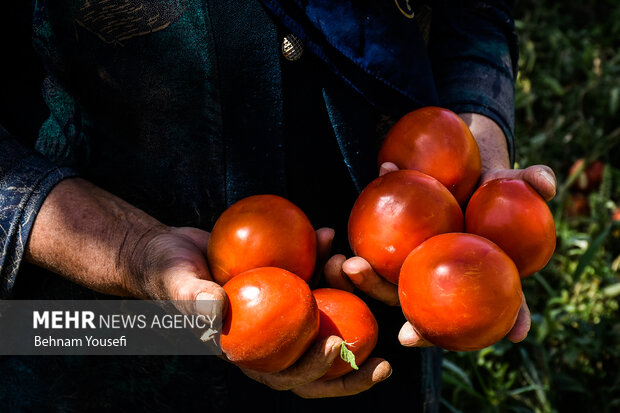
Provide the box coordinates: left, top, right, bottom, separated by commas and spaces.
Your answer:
398, 322, 433, 347
482, 165, 556, 201
168, 275, 228, 320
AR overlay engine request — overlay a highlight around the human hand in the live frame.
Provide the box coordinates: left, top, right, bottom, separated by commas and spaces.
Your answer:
126, 226, 228, 321
239, 335, 392, 398
323, 175, 534, 348
25, 178, 392, 395
324, 156, 549, 348
209, 226, 388, 397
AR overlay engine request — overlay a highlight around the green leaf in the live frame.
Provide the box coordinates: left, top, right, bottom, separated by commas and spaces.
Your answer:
602, 283, 620, 298
442, 358, 473, 389
340, 341, 358, 370
572, 224, 612, 280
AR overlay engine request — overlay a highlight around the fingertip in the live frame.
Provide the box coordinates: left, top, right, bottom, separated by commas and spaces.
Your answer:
379, 162, 399, 176
316, 227, 335, 244
370, 359, 392, 383
195, 286, 228, 319
524, 166, 557, 201
324, 255, 355, 292
324, 335, 344, 359
507, 298, 532, 343
507, 320, 531, 343
398, 322, 432, 347
324, 254, 346, 276
341, 256, 370, 276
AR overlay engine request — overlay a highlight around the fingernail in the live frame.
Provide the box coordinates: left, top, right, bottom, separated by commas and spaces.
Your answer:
326, 336, 343, 357
370, 360, 393, 382
196, 292, 221, 317
342, 259, 364, 278
539, 169, 556, 188
398, 323, 416, 347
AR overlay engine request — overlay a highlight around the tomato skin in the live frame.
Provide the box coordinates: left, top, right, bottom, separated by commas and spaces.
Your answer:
378, 107, 482, 205
348, 170, 464, 284
399, 233, 523, 352
207, 194, 317, 285
313, 288, 379, 380
221, 267, 320, 373
465, 179, 556, 278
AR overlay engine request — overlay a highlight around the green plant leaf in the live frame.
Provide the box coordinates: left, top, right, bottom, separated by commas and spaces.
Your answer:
573, 224, 612, 280
340, 341, 358, 370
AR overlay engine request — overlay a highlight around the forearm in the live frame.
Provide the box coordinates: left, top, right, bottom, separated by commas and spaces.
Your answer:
24, 177, 169, 298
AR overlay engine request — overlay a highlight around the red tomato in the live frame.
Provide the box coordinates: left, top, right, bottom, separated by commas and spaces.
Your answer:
207, 194, 317, 285
465, 178, 556, 278
221, 267, 320, 372
565, 192, 590, 217
399, 233, 523, 352
377, 107, 482, 205
348, 170, 464, 284
313, 288, 379, 380
568, 158, 605, 193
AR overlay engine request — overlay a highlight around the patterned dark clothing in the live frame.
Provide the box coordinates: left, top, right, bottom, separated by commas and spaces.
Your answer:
0, 0, 517, 411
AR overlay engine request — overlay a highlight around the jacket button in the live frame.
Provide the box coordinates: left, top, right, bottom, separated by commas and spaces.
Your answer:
282, 34, 304, 61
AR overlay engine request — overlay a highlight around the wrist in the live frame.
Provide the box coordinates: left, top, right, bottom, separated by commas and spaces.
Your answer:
117, 224, 172, 300
458, 113, 511, 173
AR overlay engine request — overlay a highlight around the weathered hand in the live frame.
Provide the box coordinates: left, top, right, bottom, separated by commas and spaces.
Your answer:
324, 157, 544, 348
480, 165, 556, 201
240, 335, 392, 398
217, 226, 391, 398
128, 226, 227, 320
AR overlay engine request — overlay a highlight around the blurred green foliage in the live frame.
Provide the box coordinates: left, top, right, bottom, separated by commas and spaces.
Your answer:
441, 1, 620, 411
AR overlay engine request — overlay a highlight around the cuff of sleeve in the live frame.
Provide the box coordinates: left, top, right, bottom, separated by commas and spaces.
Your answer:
429, 4, 518, 167
434, 54, 516, 166
0, 133, 79, 297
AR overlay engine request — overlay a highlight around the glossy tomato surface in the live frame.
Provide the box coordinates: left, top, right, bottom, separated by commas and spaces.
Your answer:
207, 194, 317, 285
221, 267, 319, 372
399, 233, 523, 352
465, 178, 556, 278
377, 107, 482, 205
313, 288, 378, 380
348, 170, 464, 284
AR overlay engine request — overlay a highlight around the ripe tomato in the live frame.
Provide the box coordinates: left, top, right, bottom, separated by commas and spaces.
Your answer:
568, 158, 605, 193
312, 288, 378, 380
221, 267, 320, 372
207, 194, 317, 285
399, 233, 523, 352
465, 178, 556, 278
377, 106, 482, 205
348, 170, 464, 284
565, 192, 589, 217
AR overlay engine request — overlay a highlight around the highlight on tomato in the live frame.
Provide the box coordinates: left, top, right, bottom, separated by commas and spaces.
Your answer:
221, 267, 320, 373
399, 233, 523, 352
207, 194, 317, 285
348, 170, 464, 284
378, 106, 482, 205
465, 178, 556, 278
